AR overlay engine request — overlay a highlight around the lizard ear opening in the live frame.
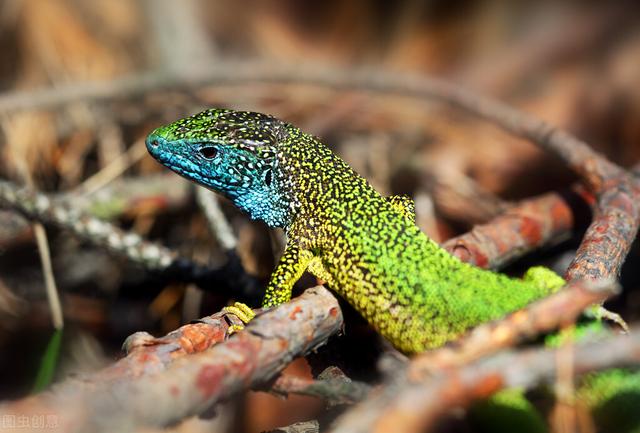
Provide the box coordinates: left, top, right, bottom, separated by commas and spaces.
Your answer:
264, 169, 272, 187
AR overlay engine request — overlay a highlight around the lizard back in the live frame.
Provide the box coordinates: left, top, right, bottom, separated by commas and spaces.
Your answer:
279, 132, 553, 353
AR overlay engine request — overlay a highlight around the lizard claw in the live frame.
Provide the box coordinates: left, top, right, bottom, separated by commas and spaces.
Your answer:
586, 305, 629, 333
223, 302, 256, 334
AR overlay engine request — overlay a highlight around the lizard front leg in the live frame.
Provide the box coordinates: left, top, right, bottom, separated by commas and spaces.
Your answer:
224, 244, 314, 332
262, 244, 315, 308
307, 256, 336, 287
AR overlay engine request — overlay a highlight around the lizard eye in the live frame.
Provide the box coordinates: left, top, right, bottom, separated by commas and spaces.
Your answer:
198, 146, 218, 159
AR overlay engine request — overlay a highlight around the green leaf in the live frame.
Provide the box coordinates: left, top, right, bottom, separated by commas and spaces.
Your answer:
32, 329, 63, 392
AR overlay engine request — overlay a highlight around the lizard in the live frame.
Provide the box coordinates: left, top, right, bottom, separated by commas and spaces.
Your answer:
145, 108, 566, 355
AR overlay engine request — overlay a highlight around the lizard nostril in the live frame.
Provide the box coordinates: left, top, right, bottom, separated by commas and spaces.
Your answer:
150, 139, 159, 147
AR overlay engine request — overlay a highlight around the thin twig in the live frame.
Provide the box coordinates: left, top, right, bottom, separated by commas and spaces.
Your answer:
442, 160, 639, 286
194, 187, 237, 251
565, 172, 640, 281
109, 308, 245, 381
33, 223, 63, 330
0, 175, 190, 247
270, 372, 370, 406
551, 326, 578, 433
0, 179, 172, 269
77, 139, 147, 197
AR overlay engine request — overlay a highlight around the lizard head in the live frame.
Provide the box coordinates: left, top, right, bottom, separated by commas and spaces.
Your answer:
146, 108, 297, 228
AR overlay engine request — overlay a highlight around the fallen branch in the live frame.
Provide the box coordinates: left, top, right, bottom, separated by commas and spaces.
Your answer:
565, 170, 640, 280
326, 278, 618, 432
104, 309, 244, 382
442, 169, 639, 272
442, 189, 580, 269
0, 175, 190, 248
330, 325, 640, 433
2, 286, 342, 433
0, 179, 264, 302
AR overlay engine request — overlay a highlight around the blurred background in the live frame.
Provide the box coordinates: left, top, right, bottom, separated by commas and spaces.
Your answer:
0, 0, 639, 431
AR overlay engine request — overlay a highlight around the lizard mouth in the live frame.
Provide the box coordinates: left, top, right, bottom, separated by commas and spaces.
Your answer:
146, 134, 206, 182
145, 133, 252, 195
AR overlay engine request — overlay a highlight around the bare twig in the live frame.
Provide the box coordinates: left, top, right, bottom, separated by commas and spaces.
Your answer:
443, 159, 640, 273
432, 89, 639, 281
551, 326, 578, 433
106, 308, 246, 381
270, 372, 370, 406
565, 172, 640, 281
442, 189, 580, 269
33, 223, 63, 330
194, 187, 237, 251
76, 139, 147, 197
0, 179, 172, 269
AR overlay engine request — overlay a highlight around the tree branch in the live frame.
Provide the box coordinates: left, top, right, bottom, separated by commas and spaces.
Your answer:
1, 286, 342, 433
330, 325, 640, 433
0, 179, 264, 302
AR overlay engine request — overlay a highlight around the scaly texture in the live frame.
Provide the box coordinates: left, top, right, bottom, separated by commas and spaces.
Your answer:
146, 109, 564, 354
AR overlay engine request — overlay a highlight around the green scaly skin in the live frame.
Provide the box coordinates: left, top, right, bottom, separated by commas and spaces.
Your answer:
146, 109, 564, 354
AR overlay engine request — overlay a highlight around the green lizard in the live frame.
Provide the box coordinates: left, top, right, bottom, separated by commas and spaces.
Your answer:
146, 108, 565, 354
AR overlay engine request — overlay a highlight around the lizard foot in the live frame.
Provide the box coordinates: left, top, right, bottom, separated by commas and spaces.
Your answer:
222, 302, 256, 334
585, 305, 629, 333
